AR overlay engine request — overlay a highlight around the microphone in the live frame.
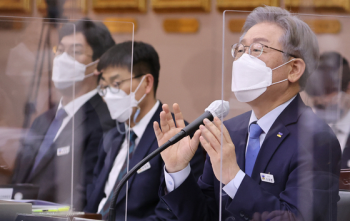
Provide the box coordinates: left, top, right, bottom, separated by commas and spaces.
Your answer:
108, 100, 230, 221
162, 100, 230, 150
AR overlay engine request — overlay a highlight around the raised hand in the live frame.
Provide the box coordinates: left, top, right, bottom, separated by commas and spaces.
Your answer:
153, 103, 201, 173
199, 117, 240, 184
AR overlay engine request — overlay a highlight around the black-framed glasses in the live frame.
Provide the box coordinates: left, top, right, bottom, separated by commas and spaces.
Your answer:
231, 42, 298, 60
98, 74, 145, 97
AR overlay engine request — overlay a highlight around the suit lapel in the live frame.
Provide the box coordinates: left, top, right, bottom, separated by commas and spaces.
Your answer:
251, 94, 306, 183
20, 108, 57, 182
96, 128, 125, 195
116, 103, 162, 205
225, 111, 250, 171
28, 101, 90, 181
251, 123, 289, 183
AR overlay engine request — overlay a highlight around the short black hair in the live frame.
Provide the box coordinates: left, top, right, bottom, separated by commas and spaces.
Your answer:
305, 52, 350, 96
58, 18, 115, 61
97, 41, 160, 95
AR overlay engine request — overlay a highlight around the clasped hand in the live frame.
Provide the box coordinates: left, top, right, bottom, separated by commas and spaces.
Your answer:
153, 103, 240, 184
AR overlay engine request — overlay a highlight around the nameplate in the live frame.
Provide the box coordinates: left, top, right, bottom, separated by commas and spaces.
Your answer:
0, 188, 13, 199
57, 146, 70, 156
163, 18, 199, 33
137, 162, 151, 174
103, 18, 137, 33
260, 173, 274, 183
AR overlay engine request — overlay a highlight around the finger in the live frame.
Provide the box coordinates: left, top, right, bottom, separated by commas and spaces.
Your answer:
159, 111, 170, 133
251, 212, 262, 221
213, 117, 233, 144
203, 118, 222, 143
173, 103, 186, 128
200, 124, 221, 151
261, 211, 270, 221
189, 130, 201, 154
153, 121, 164, 142
199, 134, 217, 157
163, 104, 176, 129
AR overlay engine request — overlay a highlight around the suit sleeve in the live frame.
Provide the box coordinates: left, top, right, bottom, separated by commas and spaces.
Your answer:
147, 143, 206, 221
160, 130, 341, 221
159, 155, 220, 221
225, 130, 341, 221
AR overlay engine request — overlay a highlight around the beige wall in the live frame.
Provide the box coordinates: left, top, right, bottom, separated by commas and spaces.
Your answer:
1, 1, 350, 124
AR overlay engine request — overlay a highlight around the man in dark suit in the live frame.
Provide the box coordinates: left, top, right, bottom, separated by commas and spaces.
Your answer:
154, 6, 341, 221
11, 19, 116, 210
305, 52, 350, 169
84, 41, 205, 220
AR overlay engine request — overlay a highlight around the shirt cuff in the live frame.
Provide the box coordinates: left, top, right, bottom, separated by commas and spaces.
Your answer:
164, 164, 191, 193
222, 170, 245, 199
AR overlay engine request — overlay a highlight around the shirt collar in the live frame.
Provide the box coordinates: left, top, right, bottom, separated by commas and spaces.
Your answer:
249, 95, 296, 134
125, 100, 160, 139
57, 89, 98, 117
331, 109, 350, 135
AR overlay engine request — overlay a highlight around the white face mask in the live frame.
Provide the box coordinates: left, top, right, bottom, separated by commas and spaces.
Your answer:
231, 53, 295, 102
52, 52, 98, 89
104, 76, 146, 123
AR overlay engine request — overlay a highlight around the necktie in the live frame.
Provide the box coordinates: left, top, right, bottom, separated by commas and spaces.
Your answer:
100, 130, 138, 220
29, 108, 68, 178
245, 122, 263, 177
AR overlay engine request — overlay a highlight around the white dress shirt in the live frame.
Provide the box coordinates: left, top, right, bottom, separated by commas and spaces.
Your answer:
330, 110, 350, 152
98, 100, 160, 212
54, 89, 98, 141
164, 96, 296, 199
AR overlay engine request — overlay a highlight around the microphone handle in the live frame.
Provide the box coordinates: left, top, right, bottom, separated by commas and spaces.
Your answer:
108, 112, 214, 221
108, 130, 186, 221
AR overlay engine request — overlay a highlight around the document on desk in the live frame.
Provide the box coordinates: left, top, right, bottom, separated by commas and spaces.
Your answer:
2, 199, 70, 212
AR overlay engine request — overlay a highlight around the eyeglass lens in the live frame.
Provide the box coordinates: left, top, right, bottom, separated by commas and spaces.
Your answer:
232, 43, 263, 60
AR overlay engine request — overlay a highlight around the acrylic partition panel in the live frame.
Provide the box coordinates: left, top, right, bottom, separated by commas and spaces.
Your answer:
221, 10, 347, 221
0, 17, 76, 212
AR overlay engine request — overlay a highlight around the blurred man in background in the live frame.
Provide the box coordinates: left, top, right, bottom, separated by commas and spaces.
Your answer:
305, 52, 350, 169
11, 18, 115, 210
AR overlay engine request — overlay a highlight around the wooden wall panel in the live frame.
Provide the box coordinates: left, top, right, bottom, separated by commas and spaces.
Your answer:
217, 0, 279, 11
152, 0, 210, 12
0, 0, 31, 13
285, 0, 350, 12
93, 0, 147, 13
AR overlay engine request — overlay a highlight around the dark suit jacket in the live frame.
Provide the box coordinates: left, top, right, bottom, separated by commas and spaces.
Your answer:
11, 93, 115, 210
160, 94, 341, 221
341, 135, 350, 169
84, 102, 205, 221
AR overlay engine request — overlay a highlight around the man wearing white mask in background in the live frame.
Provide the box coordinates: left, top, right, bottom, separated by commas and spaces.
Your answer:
11, 19, 116, 210
305, 52, 350, 169
84, 41, 205, 221
154, 6, 341, 221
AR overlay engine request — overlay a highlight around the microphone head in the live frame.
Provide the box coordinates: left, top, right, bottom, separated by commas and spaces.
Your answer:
205, 100, 230, 119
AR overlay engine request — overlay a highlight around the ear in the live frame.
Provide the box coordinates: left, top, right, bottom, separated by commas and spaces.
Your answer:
93, 69, 101, 76
144, 74, 154, 95
288, 58, 305, 83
